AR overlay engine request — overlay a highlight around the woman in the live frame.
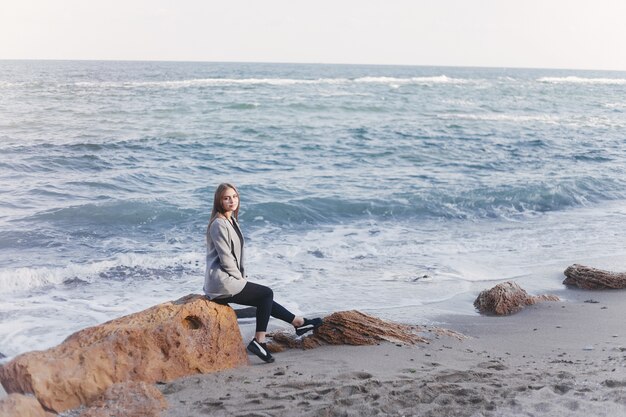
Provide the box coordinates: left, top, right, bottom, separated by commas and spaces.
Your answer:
204, 183, 322, 363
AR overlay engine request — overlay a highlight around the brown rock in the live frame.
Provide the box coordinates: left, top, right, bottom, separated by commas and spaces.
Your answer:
0, 295, 248, 413
0, 393, 55, 417
79, 381, 167, 417
268, 310, 428, 351
563, 264, 626, 289
474, 281, 559, 315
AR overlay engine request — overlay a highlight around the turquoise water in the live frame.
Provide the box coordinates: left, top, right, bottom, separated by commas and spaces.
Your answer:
1, 60, 626, 359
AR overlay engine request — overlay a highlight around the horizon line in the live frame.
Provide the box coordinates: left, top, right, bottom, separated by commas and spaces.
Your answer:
1, 58, 625, 73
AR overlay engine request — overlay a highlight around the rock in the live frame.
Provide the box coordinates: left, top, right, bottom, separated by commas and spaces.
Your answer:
0, 393, 55, 417
0, 294, 248, 413
79, 381, 167, 417
563, 264, 626, 289
474, 281, 559, 315
268, 310, 428, 351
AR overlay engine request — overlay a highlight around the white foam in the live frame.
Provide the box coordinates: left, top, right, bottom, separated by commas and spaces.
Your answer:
538, 76, 626, 85
74, 78, 349, 88
354, 75, 475, 85
604, 102, 626, 108
0, 76, 480, 91
0, 266, 69, 292
441, 99, 476, 107
439, 113, 560, 123
0, 252, 203, 294
71, 75, 478, 89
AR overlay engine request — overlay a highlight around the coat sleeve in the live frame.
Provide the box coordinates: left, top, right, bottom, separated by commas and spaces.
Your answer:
209, 220, 244, 280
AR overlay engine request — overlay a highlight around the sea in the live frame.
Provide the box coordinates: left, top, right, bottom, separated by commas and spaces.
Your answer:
1, 60, 626, 361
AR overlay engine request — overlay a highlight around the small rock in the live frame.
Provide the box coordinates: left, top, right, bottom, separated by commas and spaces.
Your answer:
563, 264, 626, 289
474, 281, 558, 315
582, 346, 594, 351
411, 275, 432, 282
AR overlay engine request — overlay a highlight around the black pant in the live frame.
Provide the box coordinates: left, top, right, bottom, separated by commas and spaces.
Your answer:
214, 282, 295, 332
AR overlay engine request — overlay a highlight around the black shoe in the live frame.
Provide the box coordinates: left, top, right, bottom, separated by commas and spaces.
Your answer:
247, 338, 275, 363
295, 317, 323, 336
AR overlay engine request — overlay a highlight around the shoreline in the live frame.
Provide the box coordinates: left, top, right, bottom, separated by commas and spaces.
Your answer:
3, 283, 625, 416
158, 289, 625, 417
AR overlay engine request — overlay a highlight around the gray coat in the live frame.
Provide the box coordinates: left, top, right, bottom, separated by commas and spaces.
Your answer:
203, 217, 247, 299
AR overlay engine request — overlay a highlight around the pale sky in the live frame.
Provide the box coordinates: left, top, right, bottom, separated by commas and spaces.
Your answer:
1, 0, 625, 71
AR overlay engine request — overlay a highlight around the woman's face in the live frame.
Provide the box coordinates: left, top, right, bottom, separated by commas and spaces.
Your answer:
221, 188, 239, 213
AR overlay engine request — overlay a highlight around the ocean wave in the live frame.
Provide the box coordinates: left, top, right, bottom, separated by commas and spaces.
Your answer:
17, 177, 614, 232
226, 102, 260, 110
2, 75, 481, 91
353, 75, 473, 85
244, 178, 624, 225
0, 76, 477, 92
74, 78, 339, 88
538, 76, 626, 85
69, 75, 478, 89
0, 252, 202, 294
439, 113, 560, 123
28, 200, 198, 228
438, 112, 622, 128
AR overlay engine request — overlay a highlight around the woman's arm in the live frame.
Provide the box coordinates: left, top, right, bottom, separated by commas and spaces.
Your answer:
209, 220, 244, 280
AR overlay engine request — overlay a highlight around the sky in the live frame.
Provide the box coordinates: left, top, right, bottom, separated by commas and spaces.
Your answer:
1, 0, 625, 71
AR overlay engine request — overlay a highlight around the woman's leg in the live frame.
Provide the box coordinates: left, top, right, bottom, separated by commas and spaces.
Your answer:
222, 282, 301, 341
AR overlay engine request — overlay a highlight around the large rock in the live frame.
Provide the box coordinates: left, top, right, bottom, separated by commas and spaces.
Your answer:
474, 281, 559, 315
0, 393, 55, 417
268, 310, 429, 351
563, 264, 626, 289
79, 381, 167, 417
0, 295, 248, 413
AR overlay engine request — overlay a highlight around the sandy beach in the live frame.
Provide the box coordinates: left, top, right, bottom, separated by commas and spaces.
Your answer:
158, 288, 625, 417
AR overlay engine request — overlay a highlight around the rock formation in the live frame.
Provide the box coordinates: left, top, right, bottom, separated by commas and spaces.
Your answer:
79, 381, 167, 417
474, 281, 559, 315
268, 310, 429, 351
0, 393, 55, 417
0, 294, 248, 413
563, 264, 626, 289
